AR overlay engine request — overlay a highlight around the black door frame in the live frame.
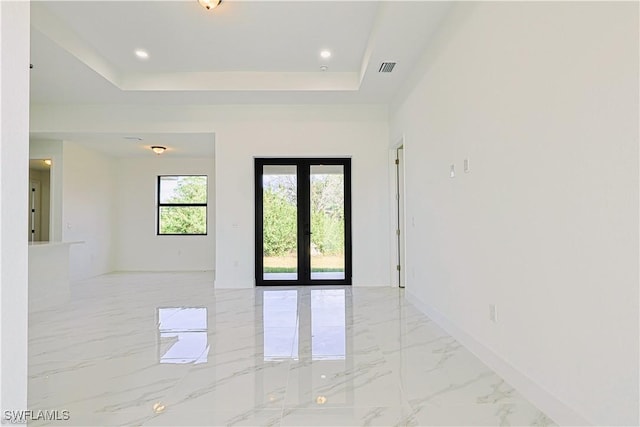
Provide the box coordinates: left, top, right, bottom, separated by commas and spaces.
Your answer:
255, 158, 352, 286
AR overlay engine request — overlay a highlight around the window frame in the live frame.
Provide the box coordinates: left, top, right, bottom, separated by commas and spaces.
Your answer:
157, 175, 208, 236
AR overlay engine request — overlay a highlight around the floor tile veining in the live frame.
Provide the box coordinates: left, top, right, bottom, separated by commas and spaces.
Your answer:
28, 272, 555, 426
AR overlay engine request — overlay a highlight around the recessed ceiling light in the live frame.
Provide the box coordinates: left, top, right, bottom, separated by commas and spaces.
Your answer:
320, 50, 331, 59
135, 49, 149, 60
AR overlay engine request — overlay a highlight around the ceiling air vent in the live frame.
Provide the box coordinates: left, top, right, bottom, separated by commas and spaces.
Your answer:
378, 62, 396, 73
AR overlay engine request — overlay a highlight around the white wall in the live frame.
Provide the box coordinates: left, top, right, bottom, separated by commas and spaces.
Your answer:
390, 2, 638, 426
214, 109, 390, 288
62, 141, 116, 281
30, 105, 391, 289
114, 157, 215, 271
0, 0, 29, 414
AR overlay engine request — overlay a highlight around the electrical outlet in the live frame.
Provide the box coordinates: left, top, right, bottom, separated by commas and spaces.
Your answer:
489, 304, 498, 322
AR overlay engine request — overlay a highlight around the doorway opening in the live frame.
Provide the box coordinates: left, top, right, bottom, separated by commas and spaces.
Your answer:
255, 158, 352, 286
28, 159, 52, 242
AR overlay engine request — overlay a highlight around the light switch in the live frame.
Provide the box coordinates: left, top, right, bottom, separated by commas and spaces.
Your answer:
450, 164, 455, 178
464, 158, 470, 173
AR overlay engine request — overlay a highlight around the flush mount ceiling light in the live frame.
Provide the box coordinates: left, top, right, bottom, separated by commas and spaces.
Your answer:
198, 0, 221, 10
151, 146, 167, 155
134, 49, 149, 60
320, 50, 332, 59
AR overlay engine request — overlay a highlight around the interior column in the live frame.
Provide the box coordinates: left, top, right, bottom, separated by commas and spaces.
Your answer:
0, 0, 30, 414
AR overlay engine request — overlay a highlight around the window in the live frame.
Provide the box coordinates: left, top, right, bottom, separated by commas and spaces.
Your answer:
157, 175, 207, 235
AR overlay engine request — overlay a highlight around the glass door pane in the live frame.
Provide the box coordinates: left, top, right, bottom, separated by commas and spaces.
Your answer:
310, 165, 345, 280
262, 165, 298, 281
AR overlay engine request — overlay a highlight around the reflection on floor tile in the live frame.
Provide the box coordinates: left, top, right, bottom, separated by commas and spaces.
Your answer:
158, 307, 209, 364
28, 272, 555, 426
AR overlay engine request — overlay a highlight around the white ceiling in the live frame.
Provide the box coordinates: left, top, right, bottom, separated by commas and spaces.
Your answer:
41, 1, 377, 73
29, 0, 452, 155
31, 132, 216, 158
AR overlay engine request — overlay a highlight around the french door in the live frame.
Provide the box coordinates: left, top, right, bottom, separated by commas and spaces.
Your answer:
255, 158, 352, 286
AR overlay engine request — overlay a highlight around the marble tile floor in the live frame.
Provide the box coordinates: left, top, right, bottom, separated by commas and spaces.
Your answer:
27, 272, 556, 427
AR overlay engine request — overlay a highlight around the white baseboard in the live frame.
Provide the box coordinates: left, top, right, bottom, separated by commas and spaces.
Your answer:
405, 290, 591, 426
